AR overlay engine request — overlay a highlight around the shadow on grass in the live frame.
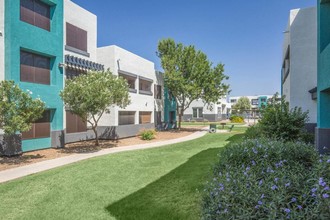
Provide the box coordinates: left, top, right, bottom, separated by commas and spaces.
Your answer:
106, 134, 243, 220
226, 133, 245, 142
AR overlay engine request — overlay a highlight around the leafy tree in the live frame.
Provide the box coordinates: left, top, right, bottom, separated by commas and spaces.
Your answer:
257, 93, 309, 142
60, 71, 130, 146
232, 97, 251, 113
0, 80, 45, 135
157, 38, 229, 129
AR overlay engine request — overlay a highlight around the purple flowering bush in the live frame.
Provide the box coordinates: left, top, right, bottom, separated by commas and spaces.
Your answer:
202, 139, 330, 219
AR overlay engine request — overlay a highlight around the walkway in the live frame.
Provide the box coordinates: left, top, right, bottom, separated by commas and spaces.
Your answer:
0, 129, 207, 184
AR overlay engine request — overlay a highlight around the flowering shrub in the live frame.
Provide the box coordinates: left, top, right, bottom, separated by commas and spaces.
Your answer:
140, 129, 156, 140
230, 115, 244, 123
202, 138, 330, 219
253, 94, 309, 142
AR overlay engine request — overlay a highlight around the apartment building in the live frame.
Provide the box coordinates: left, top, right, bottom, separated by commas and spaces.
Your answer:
62, 0, 104, 144
183, 97, 230, 122
229, 95, 273, 113
1, 0, 65, 151
0, 0, 175, 153
282, 7, 317, 132
316, 0, 330, 153
97, 45, 159, 138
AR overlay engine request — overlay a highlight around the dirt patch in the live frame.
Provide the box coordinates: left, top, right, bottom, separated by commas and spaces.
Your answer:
0, 127, 206, 171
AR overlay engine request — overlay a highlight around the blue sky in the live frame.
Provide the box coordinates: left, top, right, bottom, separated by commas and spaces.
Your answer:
72, 0, 316, 96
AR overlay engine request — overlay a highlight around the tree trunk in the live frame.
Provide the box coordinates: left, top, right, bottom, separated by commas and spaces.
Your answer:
178, 113, 182, 130
178, 106, 184, 130
92, 126, 99, 146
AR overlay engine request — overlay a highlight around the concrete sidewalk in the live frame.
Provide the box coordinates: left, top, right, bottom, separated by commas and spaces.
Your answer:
0, 129, 207, 184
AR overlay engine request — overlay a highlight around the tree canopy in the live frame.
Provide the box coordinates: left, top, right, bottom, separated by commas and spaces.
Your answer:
0, 80, 45, 135
157, 38, 229, 128
60, 71, 130, 146
232, 97, 251, 113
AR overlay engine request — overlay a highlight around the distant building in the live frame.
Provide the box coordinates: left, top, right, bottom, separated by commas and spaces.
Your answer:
183, 97, 230, 122
282, 7, 317, 132
229, 95, 273, 116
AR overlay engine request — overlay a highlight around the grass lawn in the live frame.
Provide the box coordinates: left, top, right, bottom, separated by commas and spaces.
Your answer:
0, 133, 244, 220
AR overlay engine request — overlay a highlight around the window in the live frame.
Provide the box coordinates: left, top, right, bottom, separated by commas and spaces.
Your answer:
193, 108, 203, 118
119, 73, 136, 92
155, 111, 162, 125
66, 111, 87, 134
251, 99, 258, 105
168, 90, 174, 101
230, 99, 237, 103
169, 111, 176, 123
20, 0, 50, 31
119, 111, 135, 125
22, 110, 51, 139
20, 50, 50, 85
139, 112, 152, 124
66, 23, 88, 52
66, 68, 86, 79
154, 85, 162, 99
260, 98, 267, 102
139, 78, 152, 95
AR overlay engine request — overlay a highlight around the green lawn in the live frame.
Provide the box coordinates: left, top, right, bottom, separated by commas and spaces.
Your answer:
0, 133, 244, 220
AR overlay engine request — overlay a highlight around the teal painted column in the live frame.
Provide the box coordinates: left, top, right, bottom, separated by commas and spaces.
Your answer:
5, 0, 64, 151
316, 0, 330, 154
164, 88, 177, 127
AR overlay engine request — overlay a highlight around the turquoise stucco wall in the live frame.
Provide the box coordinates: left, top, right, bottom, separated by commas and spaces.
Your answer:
318, 0, 330, 127
5, 0, 64, 151
258, 96, 268, 109
164, 88, 177, 124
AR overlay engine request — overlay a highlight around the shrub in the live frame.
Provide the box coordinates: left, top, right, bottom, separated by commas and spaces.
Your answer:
140, 129, 156, 140
202, 138, 330, 220
244, 124, 263, 139
230, 115, 244, 123
256, 93, 309, 142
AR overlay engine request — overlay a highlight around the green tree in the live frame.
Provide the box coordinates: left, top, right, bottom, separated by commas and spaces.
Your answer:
232, 97, 251, 113
157, 38, 229, 129
60, 71, 130, 146
258, 93, 309, 141
0, 80, 45, 135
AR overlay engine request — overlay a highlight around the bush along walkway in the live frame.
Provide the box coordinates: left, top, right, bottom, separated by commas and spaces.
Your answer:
0, 129, 207, 183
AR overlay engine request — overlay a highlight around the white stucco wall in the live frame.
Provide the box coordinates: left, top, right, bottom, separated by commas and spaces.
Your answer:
0, 0, 4, 81
97, 45, 157, 126
283, 7, 317, 123
185, 99, 213, 115
282, 76, 291, 103
64, 0, 97, 61
184, 96, 229, 121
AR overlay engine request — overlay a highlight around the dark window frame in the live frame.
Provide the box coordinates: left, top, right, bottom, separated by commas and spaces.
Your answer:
118, 111, 136, 125
66, 111, 87, 134
22, 110, 51, 140
66, 22, 88, 53
20, 0, 51, 31
20, 50, 51, 85
192, 107, 203, 119
154, 85, 162, 99
119, 73, 137, 93
139, 111, 152, 124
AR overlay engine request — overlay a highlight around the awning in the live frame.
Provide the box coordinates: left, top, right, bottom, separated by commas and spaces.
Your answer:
65, 55, 104, 71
